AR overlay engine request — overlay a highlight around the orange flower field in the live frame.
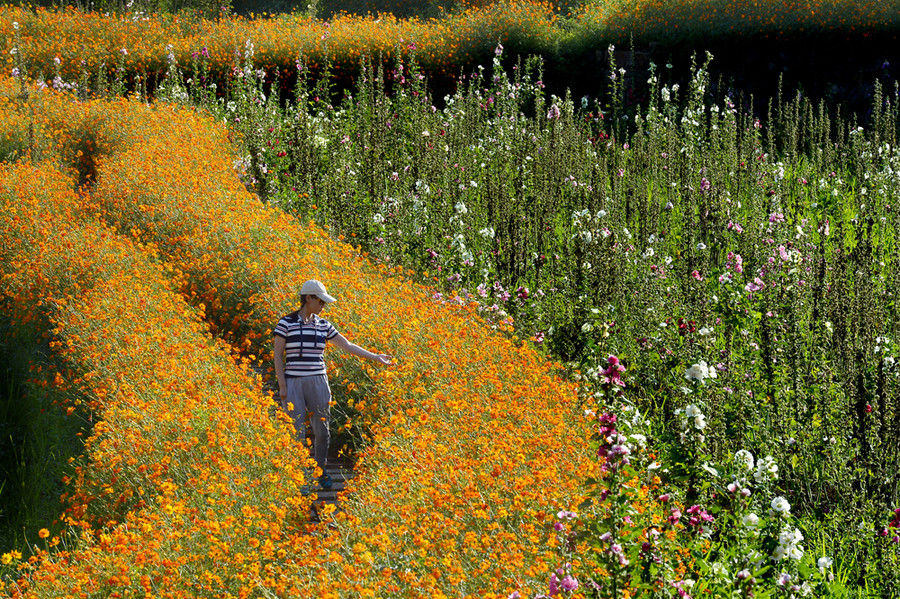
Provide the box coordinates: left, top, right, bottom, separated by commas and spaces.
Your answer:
1, 0, 894, 97
0, 78, 610, 596
0, 2, 558, 84
0, 161, 324, 596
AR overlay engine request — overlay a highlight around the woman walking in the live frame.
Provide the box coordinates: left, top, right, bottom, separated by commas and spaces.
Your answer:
273, 279, 392, 489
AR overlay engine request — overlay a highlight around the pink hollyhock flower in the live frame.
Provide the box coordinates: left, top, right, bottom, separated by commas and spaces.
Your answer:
561, 575, 579, 592
779, 245, 790, 261
548, 573, 561, 596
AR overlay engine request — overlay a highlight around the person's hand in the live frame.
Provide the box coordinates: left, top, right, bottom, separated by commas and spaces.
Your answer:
376, 354, 394, 365
278, 387, 287, 401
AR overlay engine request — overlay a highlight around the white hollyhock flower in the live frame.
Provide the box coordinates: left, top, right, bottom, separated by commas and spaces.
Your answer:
735, 449, 755, 471
770, 496, 791, 515
755, 455, 779, 483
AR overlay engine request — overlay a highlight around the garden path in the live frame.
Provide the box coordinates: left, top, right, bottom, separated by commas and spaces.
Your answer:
309, 460, 355, 522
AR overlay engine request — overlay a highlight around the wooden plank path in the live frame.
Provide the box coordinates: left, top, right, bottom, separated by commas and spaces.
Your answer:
307, 461, 355, 523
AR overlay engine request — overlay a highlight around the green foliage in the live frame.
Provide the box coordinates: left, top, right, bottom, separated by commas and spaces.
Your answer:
0, 321, 86, 555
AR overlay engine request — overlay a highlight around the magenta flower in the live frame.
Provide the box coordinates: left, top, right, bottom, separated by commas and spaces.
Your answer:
548, 573, 561, 596
686, 505, 714, 526
561, 575, 579, 592
745, 277, 766, 293
888, 508, 900, 530
600, 355, 626, 388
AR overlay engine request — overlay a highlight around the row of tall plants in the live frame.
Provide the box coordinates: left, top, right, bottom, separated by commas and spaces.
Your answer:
2, 65, 889, 596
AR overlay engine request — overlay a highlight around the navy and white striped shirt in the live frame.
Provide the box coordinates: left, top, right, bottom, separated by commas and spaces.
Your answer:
273, 312, 339, 378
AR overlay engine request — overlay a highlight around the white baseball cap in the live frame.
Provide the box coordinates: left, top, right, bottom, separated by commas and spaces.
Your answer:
300, 279, 336, 303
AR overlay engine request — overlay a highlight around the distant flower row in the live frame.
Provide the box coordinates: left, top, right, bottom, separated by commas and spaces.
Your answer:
0, 2, 556, 84
2, 0, 897, 93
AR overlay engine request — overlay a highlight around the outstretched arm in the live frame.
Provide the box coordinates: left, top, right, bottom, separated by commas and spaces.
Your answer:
329, 333, 393, 365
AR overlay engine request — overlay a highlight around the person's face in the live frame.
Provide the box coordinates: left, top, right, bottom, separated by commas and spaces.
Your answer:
307, 295, 326, 314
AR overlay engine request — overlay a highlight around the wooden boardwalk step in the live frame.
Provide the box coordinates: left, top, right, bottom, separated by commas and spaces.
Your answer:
305, 461, 357, 523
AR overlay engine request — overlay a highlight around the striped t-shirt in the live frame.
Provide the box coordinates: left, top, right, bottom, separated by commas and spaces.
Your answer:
273, 312, 339, 377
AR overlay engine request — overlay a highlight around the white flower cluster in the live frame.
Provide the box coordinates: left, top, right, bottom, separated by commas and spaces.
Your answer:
735, 449, 754, 472
675, 404, 707, 436
773, 526, 804, 561
770, 495, 791, 516
571, 208, 611, 246
727, 450, 755, 498
754, 455, 779, 484
875, 336, 898, 370
684, 404, 707, 430
685, 360, 717, 384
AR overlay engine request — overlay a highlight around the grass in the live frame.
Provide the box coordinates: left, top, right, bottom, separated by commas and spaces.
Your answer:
0, 323, 86, 555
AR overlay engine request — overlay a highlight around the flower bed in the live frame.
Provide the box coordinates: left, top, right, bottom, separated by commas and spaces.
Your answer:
0, 2, 557, 87
0, 161, 327, 596
0, 82, 603, 596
